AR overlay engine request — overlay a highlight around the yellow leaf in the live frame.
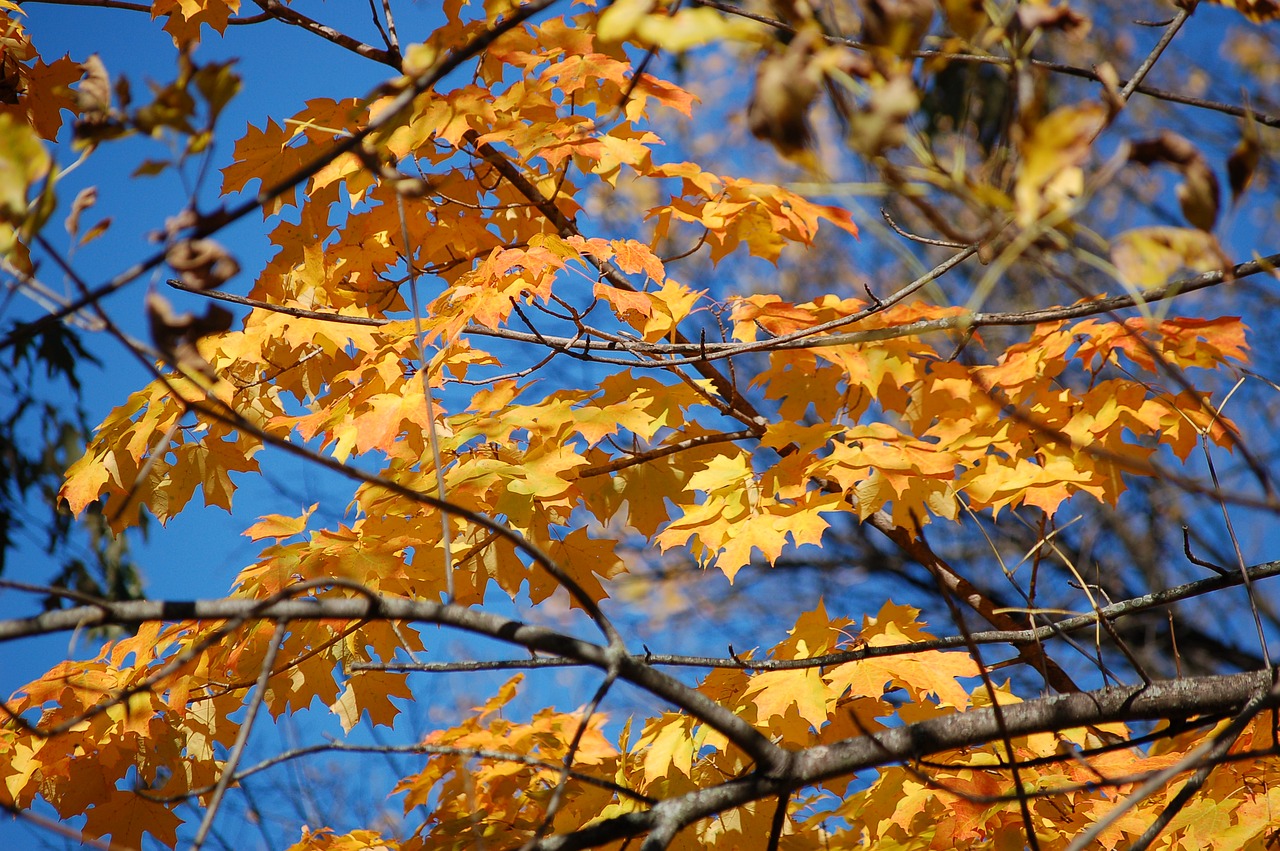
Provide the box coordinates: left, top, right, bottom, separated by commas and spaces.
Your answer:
330, 671, 414, 732
0, 112, 50, 222
1014, 102, 1105, 225
243, 504, 317, 541
743, 667, 830, 732
597, 0, 655, 43
634, 7, 765, 52
687, 452, 751, 493
1111, 226, 1225, 286
634, 713, 697, 785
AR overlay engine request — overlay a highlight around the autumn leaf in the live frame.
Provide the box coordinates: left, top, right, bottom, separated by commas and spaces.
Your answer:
15, 4, 1277, 851
1015, 102, 1106, 225
1205, 0, 1280, 23
243, 504, 317, 541
330, 670, 414, 732
1111, 226, 1225, 286
82, 789, 183, 849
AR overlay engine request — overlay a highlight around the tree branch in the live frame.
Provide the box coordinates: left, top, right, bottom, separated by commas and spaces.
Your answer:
167, 251, 1280, 367
690, 0, 1280, 129
531, 668, 1280, 850
148, 741, 654, 806
17, 0, 273, 23
0, 591, 788, 775
249, 0, 400, 67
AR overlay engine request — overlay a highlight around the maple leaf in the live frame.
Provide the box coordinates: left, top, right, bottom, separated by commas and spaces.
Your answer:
81, 789, 183, 849
330, 670, 414, 733
285, 827, 401, 851
221, 118, 307, 214
634, 712, 699, 786
152, 0, 240, 45
742, 667, 831, 733
19, 56, 83, 139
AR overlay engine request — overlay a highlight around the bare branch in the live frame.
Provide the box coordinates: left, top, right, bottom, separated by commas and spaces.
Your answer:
148, 741, 654, 806
249, 0, 400, 67
690, 0, 1280, 129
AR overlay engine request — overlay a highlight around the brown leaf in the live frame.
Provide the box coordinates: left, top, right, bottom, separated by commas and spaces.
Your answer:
146, 291, 233, 378
1129, 131, 1199, 167
74, 55, 111, 117
1210, 0, 1280, 22
1129, 132, 1220, 231
847, 73, 918, 156
747, 28, 824, 159
1177, 160, 1219, 232
65, 187, 97, 240
1095, 61, 1123, 118
79, 217, 112, 246
1227, 116, 1261, 204
165, 238, 240, 291
860, 0, 934, 57
1016, 2, 1091, 39
940, 0, 988, 40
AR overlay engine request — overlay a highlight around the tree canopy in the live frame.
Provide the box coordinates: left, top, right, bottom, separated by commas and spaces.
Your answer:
3, 0, 1280, 848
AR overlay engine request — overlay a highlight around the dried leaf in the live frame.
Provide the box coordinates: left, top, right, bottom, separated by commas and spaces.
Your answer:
940, 0, 988, 40
1130, 131, 1220, 231
847, 73, 918, 156
146, 291, 233, 377
1016, 2, 1091, 38
1206, 0, 1280, 21
165, 238, 240, 291
75, 54, 111, 117
860, 0, 935, 57
65, 186, 96, 239
748, 28, 824, 160
1227, 115, 1261, 204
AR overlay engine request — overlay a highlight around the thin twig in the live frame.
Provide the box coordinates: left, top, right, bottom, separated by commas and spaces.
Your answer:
577, 429, 756, 478
190, 620, 288, 851
249, 0, 401, 67
397, 193, 455, 602
1118, 2, 1195, 103
146, 740, 654, 805
690, 0, 1280, 128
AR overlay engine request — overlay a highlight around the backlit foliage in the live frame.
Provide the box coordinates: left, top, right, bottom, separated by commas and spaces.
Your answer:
1, 0, 1278, 849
